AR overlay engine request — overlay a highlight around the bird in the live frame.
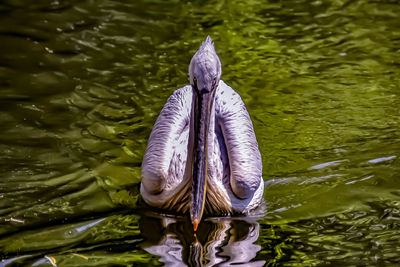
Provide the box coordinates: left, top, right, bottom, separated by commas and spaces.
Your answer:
141, 36, 263, 231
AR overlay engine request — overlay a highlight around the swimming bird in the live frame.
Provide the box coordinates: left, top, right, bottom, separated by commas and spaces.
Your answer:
141, 36, 263, 231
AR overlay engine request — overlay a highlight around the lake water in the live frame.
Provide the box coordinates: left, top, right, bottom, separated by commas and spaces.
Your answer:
1, 0, 400, 266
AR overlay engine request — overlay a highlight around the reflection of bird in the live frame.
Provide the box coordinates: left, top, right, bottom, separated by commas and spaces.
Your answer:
140, 214, 265, 267
141, 36, 263, 231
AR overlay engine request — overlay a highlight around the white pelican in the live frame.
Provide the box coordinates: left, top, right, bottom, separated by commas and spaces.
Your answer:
141, 36, 263, 231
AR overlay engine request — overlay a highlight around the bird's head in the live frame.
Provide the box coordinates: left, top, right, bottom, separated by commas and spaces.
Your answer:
189, 36, 221, 94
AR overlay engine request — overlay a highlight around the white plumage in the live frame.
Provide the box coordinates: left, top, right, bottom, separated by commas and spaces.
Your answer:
141, 37, 263, 225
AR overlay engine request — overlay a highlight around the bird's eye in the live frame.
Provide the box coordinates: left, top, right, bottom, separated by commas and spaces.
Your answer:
193, 77, 197, 84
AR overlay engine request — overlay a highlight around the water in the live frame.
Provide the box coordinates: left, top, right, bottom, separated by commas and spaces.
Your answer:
1, 0, 400, 265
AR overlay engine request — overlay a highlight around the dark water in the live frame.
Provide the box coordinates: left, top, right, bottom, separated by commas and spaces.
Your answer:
1, 0, 400, 266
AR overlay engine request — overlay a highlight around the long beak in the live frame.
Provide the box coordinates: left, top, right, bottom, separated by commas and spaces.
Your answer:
190, 89, 215, 231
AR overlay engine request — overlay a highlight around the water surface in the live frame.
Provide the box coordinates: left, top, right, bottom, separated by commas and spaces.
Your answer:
1, 0, 400, 266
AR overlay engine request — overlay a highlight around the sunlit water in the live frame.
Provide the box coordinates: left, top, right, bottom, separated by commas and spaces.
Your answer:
1, 0, 400, 266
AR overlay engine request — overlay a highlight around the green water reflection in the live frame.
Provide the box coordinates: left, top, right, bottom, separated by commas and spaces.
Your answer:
1, 0, 400, 266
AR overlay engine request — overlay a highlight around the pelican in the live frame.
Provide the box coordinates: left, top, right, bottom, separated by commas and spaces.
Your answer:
141, 36, 263, 231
